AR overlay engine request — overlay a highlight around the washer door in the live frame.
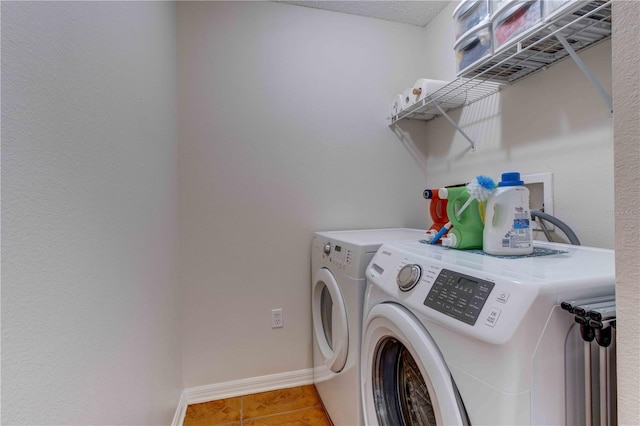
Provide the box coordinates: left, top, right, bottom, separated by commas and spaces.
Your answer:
361, 303, 469, 426
312, 268, 348, 373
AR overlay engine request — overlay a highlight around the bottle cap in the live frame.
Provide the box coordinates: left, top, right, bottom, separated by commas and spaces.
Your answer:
498, 172, 524, 187
441, 233, 457, 248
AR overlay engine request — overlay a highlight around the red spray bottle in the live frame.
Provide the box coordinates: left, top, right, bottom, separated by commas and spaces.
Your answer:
423, 189, 449, 242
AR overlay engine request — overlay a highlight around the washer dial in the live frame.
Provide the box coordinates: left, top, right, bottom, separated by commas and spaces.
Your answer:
323, 242, 331, 255
397, 264, 422, 291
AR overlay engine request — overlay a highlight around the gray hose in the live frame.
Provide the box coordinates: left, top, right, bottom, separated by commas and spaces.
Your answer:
531, 210, 581, 245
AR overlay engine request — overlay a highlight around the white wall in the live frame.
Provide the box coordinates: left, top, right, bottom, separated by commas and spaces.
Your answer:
416, 2, 614, 248
177, 1, 430, 387
612, 1, 640, 424
1, 2, 181, 424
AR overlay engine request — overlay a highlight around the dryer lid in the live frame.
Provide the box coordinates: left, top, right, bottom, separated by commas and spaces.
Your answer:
361, 303, 469, 425
312, 268, 348, 373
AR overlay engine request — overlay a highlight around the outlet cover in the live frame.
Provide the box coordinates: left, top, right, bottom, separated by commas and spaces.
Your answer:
271, 308, 283, 328
522, 172, 553, 230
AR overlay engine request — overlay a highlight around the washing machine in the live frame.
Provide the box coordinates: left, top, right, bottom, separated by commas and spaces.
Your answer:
311, 229, 427, 426
361, 240, 615, 425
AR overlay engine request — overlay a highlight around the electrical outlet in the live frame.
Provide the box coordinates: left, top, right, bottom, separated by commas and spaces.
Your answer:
271, 308, 283, 328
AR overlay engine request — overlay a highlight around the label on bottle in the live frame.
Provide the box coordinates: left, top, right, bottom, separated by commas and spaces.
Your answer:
501, 207, 531, 248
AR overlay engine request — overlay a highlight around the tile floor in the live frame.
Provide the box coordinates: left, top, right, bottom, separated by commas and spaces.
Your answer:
183, 384, 333, 426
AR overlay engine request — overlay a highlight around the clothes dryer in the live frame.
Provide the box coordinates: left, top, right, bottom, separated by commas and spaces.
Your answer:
311, 229, 427, 426
361, 241, 615, 425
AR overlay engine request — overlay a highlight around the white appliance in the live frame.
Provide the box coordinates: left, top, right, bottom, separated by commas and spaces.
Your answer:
361, 240, 615, 425
311, 228, 427, 426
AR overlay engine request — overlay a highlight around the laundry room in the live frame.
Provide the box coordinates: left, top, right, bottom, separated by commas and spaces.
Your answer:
2, 1, 638, 426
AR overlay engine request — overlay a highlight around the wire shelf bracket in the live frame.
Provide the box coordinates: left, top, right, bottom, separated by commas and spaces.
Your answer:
433, 102, 477, 152
554, 31, 613, 114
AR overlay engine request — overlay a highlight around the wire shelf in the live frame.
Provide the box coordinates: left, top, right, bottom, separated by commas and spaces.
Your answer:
389, 0, 612, 126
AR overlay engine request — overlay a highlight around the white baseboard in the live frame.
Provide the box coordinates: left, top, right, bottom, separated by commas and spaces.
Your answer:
172, 368, 314, 425
185, 368, 314, 404
171, 391, 188, 426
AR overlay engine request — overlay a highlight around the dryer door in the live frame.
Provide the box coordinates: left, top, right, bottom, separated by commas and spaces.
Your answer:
361, 302, 469, 426
312, 268, 348, 373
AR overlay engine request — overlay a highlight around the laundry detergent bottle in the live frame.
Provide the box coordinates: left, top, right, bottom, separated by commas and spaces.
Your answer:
439, 187, 484, 249
423, 189, 449, 243
483, 172, 533, 255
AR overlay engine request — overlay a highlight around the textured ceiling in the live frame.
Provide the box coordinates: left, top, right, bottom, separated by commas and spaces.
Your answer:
278, 1, 450, 27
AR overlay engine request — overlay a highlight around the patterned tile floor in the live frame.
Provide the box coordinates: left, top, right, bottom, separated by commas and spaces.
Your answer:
183, 384, 333, 425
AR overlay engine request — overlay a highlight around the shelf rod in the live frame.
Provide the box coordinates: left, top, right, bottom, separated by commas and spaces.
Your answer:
555, 32, 613, 114
432, 102, 476, 152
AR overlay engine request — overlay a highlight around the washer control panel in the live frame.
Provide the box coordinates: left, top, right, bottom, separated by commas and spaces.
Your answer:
424, 268, 495, 326
330, 244, 352, 270
319, 241, 354, 272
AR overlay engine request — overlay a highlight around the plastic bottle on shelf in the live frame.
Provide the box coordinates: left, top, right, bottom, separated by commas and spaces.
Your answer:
483, 172, 533, 255
439, 187, 484, 250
